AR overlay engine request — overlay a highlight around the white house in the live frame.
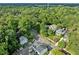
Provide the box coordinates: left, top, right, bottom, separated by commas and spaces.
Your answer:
19, 36, 28, 45
55, 28, 67, 36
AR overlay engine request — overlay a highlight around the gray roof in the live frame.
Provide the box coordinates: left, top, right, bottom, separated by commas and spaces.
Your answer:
32, 41, 47, 54
19, 36, 28, 45
33, 44, 47, 52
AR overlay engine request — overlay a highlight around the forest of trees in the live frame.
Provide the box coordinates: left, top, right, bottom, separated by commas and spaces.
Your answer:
0, 5, 79, 55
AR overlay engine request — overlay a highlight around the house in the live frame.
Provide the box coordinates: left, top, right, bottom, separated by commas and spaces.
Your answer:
55, 28, 67, 36
31, 41, 48, 55
19, 36, 28, 45
48, 24, 57, 32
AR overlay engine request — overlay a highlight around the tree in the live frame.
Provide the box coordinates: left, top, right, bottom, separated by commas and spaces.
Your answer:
0, 42, 8, 55
40, 23, 48, 36
48, 29, 54, 36
6, 29, 20, 54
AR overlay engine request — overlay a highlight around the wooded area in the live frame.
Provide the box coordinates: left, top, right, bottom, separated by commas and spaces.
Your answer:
0, 5, 79, 55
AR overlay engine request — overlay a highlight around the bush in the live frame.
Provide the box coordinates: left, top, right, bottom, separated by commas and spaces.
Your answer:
58, 40, 66, 48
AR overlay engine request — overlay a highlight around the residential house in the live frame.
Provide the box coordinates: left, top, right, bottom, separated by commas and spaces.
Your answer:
55, 28, 67, 36
19, 36, 28, 45
31, 41, 48, 55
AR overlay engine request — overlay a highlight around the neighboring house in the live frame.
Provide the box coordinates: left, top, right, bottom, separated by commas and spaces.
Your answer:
55, 28, 67, 36
19, 36, 28, 45
31, 41, 48, 55
48, 24, 57, 32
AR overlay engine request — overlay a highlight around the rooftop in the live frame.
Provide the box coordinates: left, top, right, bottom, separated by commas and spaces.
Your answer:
19, 36, 28, 45
32, 41, 48, 55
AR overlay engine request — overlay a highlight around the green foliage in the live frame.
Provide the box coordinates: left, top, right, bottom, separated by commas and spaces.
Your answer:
0, 42, 7, 55
5, 29, 20, 54
50, 49, 64, 55
40, 23, 48, 37
58, 40, 66, 48
48, 29, 54, 36
66, 31, 79, 55
53, 36, 61, 42
0, 5, 79, 55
